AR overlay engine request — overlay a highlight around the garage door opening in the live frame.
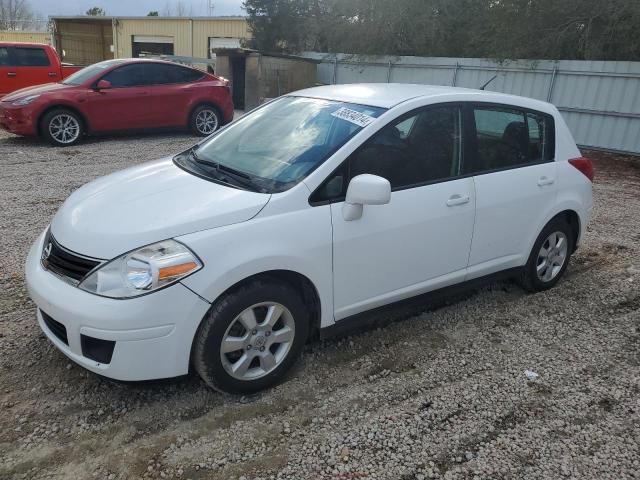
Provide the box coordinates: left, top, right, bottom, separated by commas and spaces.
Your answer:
230, 55, 246, 109
132, 35, 174, 58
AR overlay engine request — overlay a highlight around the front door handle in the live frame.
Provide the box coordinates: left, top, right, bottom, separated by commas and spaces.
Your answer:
446, 194, 470, 207
537, 176, 555, 187
7, 72, 16, 77
48, 72, 57, 77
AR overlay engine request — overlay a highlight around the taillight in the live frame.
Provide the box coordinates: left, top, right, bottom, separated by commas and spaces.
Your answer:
568, 157, 594, 182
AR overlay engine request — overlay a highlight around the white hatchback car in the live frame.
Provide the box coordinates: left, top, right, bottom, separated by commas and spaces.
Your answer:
26, 84, 593, 393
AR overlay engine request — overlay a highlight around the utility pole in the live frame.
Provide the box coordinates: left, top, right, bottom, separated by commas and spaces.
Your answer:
208, 0, 214, 16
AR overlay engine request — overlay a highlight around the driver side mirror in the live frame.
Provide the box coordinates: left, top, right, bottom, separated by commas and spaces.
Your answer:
95, 79, 112, 90
343, 174, 391, 221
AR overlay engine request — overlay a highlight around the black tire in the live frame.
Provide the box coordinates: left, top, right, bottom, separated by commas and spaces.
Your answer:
189, 104, 221, 136
192, 279, 309, 394
40, 108, 84, 146
520, 217, 574, 292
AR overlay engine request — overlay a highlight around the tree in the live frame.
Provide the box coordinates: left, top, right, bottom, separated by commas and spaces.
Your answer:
242, 0, 640, 60
85, 6, 106, 16
147, 11, 159, 16
162, 1, 191, 16
0, 0, 35, 30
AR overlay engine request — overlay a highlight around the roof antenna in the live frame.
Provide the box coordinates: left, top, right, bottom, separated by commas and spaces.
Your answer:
479, 74, 498, 90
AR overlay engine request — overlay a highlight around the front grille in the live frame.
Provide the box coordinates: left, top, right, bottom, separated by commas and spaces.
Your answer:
41, 310, 68, 345
41, 231, 101, 284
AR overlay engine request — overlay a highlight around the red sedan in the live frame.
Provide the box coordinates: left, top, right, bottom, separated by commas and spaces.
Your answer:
0, 58, 234, 146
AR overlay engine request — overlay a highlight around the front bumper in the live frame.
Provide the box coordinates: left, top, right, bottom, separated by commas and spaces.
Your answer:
25, 230, 211, 381
0, 103, 38, 136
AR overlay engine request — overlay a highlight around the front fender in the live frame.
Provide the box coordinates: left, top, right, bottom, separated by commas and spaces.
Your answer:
177, 204, 334, 329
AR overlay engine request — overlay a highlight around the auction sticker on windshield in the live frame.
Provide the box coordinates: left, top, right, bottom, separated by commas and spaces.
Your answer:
331, 107, 376, 127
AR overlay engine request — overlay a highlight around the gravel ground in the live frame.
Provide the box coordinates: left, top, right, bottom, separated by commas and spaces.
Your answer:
0, 129, 639, 480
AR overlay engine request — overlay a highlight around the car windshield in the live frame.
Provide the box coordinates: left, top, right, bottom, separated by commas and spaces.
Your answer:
62, 60, 126, 85
174, 96, 385, 193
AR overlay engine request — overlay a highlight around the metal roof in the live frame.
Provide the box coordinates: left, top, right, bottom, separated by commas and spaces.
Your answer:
49, 16, 247, 21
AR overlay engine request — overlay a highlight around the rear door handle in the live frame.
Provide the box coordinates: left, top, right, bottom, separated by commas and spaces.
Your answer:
446, 194, 470, 207
7, 72, 16, 77
48, 72, 57, 77
537, 176, 555, 186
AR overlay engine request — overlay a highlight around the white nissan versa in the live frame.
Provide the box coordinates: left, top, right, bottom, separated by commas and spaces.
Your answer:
26, 84, 593, 393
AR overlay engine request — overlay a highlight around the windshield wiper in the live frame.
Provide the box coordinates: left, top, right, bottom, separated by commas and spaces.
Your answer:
186, 147, 263, 192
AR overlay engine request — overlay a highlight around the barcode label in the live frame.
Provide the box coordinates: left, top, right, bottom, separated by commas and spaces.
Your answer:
331, 107, 376, 127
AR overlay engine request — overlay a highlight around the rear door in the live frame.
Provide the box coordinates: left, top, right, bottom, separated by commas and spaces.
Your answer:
145, 63, 205, 128
86, 63, 151, 132
465, 104, 557, 278
8, 46, 57, 91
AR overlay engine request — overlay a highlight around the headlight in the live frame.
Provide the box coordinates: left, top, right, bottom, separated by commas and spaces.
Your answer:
12, 94, 41, 106
78, 240, 202, 299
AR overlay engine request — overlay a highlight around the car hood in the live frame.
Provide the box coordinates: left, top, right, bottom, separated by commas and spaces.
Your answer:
2, 83, 72, 102
51, 158, 271, 259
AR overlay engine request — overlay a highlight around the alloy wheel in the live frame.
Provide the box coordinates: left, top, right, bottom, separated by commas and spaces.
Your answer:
49, 114, 80, 144
220, 302, 295, 381
195, 109, 219, 135
536, 231, 568, 282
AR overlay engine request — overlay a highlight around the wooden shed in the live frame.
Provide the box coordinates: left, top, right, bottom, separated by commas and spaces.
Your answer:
213, 49, 318, 110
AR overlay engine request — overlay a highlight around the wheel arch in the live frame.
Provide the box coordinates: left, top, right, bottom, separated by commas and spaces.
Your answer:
188, 101, 223, 126
190, 269, 322, 353
37, 104, 90, 137
547, 209, 581, 253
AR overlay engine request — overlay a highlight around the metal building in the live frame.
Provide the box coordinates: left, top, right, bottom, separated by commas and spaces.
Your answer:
0, 31, 50, 43
50, 16, 250, 66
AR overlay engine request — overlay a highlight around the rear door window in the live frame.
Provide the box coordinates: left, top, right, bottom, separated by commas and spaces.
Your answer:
12, 47, 50, 66
145, 63, 204, 85
467, 105, 554, 174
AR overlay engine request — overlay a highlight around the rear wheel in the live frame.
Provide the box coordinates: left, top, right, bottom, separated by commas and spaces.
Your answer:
192, 279, 309, 394
190, 104, 221, 136
41, 109, 83, 146
521, 218, 574, 292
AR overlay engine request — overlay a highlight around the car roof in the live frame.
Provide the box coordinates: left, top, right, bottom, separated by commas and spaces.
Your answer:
290, 83, 554, 112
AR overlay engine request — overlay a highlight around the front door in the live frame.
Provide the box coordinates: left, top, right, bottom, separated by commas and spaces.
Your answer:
86, 63, 151, 132
327, 104, 476, 320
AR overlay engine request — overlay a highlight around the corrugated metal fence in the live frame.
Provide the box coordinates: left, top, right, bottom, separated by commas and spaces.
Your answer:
302, 53, 640, 155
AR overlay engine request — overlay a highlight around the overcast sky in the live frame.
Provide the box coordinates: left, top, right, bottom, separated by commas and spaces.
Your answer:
30, 0, 245, 17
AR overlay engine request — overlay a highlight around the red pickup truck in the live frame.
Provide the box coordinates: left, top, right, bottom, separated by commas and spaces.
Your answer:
0, 42, 84, 97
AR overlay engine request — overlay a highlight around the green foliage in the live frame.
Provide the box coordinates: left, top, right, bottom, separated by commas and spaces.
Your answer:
243, 0, 640, 60
147, 11, 159, 16
85, 6, 106, 16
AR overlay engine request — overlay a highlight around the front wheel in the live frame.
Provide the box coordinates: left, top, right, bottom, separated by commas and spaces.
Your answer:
190, 105, 221, 136
41, 109, 84, 146
521, 218, 574, 292
192, 279, 309, 394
